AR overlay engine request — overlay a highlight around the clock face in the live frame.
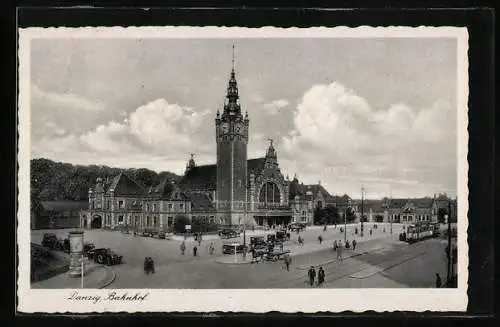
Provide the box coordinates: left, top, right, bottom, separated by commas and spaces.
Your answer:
221, 123, 229, 133
235, 124, 242, 134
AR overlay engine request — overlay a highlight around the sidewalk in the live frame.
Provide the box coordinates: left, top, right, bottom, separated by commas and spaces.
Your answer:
31, 261, 116, 289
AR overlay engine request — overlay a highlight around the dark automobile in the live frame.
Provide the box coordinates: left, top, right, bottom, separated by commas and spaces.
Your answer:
140, 229, 155, 237
87, 248, 123, 265
219, 229, 240, 239
267, 234, 277, 243
83, 242, 95, 254
250, 236, 267, 249
276, 230, 291, 241
41, 233, 58, 249
288, 223, 306, 232
54, 238, 70, 253
222, 243, 247, 254
157, 231, 166, 239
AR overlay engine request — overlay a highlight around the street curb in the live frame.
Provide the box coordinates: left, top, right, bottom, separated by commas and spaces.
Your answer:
98, 266, 117, 289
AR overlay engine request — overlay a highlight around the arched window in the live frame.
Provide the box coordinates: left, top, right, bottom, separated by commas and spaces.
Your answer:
259, 182, 281, 205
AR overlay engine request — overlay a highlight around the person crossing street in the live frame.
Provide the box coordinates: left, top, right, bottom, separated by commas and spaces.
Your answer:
180, 241, 186, 255
308, 266, 316, 287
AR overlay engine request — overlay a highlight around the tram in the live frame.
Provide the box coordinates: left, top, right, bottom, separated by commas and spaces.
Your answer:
405, 221, 441, 243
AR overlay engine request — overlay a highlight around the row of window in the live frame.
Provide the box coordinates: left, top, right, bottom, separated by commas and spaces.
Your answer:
91, 198, 188, 211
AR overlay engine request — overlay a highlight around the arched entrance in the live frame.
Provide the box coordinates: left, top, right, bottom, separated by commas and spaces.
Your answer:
91, 215, 102, 229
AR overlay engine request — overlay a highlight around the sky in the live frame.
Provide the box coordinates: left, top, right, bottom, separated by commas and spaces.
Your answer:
30, 37, 458, 199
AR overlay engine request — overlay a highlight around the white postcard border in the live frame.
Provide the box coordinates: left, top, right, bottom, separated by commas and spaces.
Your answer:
17, 26, 469, 313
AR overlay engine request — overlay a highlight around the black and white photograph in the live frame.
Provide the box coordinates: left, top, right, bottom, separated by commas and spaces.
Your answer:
17, 26, 469, 313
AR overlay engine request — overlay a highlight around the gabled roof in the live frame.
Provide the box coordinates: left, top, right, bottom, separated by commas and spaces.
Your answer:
106, 173, 145, 196
179, 157, 267, 191
190, 193, 216, 212
306, 184, 335, 201
149, 177, 189, 200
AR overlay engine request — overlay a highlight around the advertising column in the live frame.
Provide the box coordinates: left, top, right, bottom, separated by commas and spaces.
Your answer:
68, 230, 84, 277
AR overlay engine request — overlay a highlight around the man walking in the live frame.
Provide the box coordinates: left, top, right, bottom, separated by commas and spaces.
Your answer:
435, 273, 442, 288
284, 253, 292, 271
193, 245, 198, 257
317, 267, 325, 287
352, 239, 357, 251
308, 266, 316, 287
180, 241, 186, 255
209, 242, 214, 255
318, 235, 323, 244
337, 240, 343, 261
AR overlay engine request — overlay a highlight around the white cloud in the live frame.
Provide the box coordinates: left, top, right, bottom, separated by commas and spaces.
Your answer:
263, 99, 290, 115
282, 82, 456, 198
32, 85, 105, 113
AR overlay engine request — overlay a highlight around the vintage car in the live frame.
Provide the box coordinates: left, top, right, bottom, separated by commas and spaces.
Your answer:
54, 238, 70, 253
157, 231, 166, 239
275, 230, 291, 241
87, 248, 123, 265
219, 229, 240, 239
249, 236, 267, 250
222, 243, 247, 255
288, 223, 306, 232
140, 228, 156, 237
41, 233, 59, 249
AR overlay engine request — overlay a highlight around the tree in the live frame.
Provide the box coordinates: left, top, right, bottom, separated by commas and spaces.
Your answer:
173, 214, 191, 234
313, 207, 325, 225
345, 207, 357, 222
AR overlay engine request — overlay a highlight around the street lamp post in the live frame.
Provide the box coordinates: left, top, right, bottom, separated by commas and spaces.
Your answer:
344, 207, 347, 243
446, 199, 452, 286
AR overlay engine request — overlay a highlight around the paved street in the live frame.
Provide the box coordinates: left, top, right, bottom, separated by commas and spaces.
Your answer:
31, 223, 448, 289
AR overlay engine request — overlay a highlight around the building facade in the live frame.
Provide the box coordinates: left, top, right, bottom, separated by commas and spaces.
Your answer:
80, 55, 316, 230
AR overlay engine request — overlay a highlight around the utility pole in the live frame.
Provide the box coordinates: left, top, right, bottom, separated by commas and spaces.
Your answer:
344, 207, 347, 243
446, 199, 452, 286
389, 196, 393, 235
360, 187, 365, 237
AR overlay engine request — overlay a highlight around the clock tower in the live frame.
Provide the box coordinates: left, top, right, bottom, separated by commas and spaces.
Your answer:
215, 45, 249, 225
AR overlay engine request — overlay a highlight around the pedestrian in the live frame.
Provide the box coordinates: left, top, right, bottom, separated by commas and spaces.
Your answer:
318, 235, 323, 244
323, 224, 327, 232
284, 254, 291, 271
435, 273, 442, 288
337, 240, 343, 261
209, 242, 214, 255
180, 241, 186, 255
370, 229, 373, 236
280, 242, 284, 252
308, 266, 316, 286
345, 240, 350, 249
352, 239, 357, 251
298, 236, 303, 246
333, 240, 337, 251
193, 245, 198, 257
198, 233, 202, 246
317, 267, 325, 287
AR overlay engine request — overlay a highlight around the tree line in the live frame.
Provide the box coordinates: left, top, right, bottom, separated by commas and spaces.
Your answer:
31, 158, 180, 201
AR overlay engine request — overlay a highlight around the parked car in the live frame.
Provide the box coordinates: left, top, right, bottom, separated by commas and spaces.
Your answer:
157, 231, 166, 239
288, 223, 305, 232
222, 243, 247, 254
219, 229, 240, 239
41, 233, 58, 249
250, 236, 267, 249
54, 238, 70, 253
83, 242, 95, 254
140, 229, 155, 237
276, 230, 291, 241
87, 248, 123, 265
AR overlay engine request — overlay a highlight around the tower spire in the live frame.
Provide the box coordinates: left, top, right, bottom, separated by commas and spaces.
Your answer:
222, 43, 241, 117
232, 42, 235, 72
